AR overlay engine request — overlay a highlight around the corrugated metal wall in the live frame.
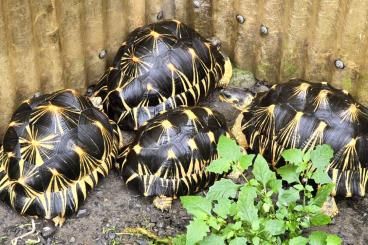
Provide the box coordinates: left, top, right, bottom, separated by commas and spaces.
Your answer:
1, 0, 368, 137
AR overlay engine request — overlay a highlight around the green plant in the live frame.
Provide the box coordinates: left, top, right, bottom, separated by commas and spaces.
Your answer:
173, 136, 342, 245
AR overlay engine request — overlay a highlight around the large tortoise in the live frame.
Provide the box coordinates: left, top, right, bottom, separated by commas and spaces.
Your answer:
0, 90, 120, 226
220, 79, 368, 198
118, 106, 229, 209
89, 20, 232, 130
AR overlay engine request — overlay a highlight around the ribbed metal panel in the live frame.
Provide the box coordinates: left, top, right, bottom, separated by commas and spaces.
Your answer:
1, 0, 368, 137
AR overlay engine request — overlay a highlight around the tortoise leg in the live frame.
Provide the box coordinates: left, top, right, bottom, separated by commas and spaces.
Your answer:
152, 196, 173, 211
52, 215, 66, 227
321, 196, 339, 217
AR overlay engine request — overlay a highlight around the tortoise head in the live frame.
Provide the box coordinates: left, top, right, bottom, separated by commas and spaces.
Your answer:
219, 87, 255, 111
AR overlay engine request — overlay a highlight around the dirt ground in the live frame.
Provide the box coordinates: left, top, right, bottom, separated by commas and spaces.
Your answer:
0, 80, 368, 244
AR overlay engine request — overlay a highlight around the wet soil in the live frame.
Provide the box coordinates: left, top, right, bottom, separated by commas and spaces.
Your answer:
0, 89, 367, 245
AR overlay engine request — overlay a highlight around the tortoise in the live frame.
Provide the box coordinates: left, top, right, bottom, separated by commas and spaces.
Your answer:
117, 106, 229, 209
89, 19, 232, 131
219, 79, 368, 199
0, 89, 120, 226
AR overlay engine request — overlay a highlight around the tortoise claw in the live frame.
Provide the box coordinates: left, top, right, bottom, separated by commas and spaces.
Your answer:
52, 216, 65, 227
153, 196, 173, 211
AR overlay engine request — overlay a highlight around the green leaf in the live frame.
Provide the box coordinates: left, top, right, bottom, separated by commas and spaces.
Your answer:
309, 183, 335, 207
207, 216, 221, 230
253, 155, 275, 186
207, 158, 232, 174
289, 236, 309, 245
277, 165, 300, 184
296, 162, 309, 172
207, 179, 240, 201
252, 237, 260, 245
217, 135, 242, 161
239, 154, 255, 171
229, 202, 238, 217
268, 179, 282, 193
237, 200, 258, 223
312, 170, 332, 184
303, 151, 311, 163
278, 188, 300, 206
180, 196, 212, 219
213, 199, 232, 219
309, 231, 328, 245
172, 234, 186, 245
186, 220, 209, 245
326, 234, 342, 245
239, 185, 257, 200
304, 205, 322, 214
264, 219, 285, 235
222, 222, 242, 240
237, 186, 258, 225
310, 145, 333, 170
249, 179, 260, 187
200, 234, 225, 245
305, 184, 314, 192
229, 237, 248, 245
282, 148, 303, 164
311, 213, 331, 226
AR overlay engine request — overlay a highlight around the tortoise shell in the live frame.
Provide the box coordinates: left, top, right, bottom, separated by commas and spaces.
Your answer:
237, 79, 368, 197
118, 106, 229, 198
0, 90, 119, 225
92, 20, 232, 130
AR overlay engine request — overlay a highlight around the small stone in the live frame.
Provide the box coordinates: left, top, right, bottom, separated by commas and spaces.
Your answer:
98, 50, 107, 59
136, 240, 149, 245
157, 10, 163, 20
76, 209, 89, 218
236, 14, 245, 24
47, 238, 52, 245
135, 203, 142, 209
39, 236, 47, 244
41, 225, 56, 238
69, 236, 76, 243
148, 222, 156, 228
157, 221, 165, 228
108, 231, 116, 240
260, 24, 268, 36
157, 230, 164, 237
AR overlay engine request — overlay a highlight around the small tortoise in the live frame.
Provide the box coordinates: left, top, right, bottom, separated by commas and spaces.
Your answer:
0, 90, 120, 226
90, 20, 232, 130
118, 106, 229, 209
220, 79, 368, 198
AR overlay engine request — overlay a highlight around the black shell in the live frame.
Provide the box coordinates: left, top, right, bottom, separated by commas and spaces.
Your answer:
240, 79, 368, 197
0, 90, 118, 221
118, 106, 228, 197
92, 20, 229, 130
